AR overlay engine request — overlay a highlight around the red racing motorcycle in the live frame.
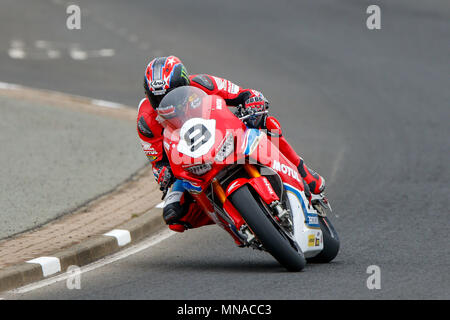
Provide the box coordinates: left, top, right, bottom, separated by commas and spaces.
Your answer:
158, 86, 339, 271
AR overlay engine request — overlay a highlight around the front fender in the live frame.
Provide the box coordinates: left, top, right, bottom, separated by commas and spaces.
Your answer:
225, 176, 279, 205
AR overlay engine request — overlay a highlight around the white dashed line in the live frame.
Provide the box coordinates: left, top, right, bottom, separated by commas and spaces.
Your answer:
91, 99, 123, 109
8, 39, 115, 61
0, 82, 21, 90
8, 41, 26, 59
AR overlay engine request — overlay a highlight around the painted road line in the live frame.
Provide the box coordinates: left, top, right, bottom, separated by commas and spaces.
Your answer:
0, 81, 125, 110
91, 99, 123, 109
0, 82, 21, 90
26, 257, 61, 277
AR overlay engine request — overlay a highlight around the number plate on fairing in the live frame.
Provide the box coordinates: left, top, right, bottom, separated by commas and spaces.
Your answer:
177, 118, 216, 158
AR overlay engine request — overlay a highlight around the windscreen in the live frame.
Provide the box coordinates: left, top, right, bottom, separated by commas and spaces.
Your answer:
157, 86, 209, 129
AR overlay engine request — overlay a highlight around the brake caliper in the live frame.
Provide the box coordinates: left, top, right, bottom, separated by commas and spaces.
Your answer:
270, 201, 292, 231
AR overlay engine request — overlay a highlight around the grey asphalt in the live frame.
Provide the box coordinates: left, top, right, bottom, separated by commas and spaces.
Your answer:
1, 0, 449, 299
0, 95, 146, 239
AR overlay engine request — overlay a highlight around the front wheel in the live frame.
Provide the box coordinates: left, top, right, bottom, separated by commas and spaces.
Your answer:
229, 185, 306, 272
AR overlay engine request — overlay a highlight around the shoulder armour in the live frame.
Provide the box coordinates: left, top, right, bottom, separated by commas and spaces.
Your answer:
137, 115, 154, 138
191, 74, 215, 91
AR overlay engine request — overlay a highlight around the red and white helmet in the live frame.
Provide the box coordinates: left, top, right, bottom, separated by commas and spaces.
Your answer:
143, 56, 190, 109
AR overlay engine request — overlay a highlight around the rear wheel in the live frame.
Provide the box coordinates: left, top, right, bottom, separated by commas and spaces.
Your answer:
307, 216, 340, 263
229, 185, 306, 272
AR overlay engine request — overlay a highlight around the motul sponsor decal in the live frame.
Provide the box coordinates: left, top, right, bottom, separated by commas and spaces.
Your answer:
272, 160, 302, 183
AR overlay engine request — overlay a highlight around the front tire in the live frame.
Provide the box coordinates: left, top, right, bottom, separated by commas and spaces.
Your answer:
229, 185, 306, 272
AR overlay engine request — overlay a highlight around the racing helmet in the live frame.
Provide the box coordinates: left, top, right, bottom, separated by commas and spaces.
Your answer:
143, 56, 190, 109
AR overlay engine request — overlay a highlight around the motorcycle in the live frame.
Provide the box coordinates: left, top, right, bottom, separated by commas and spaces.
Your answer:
157, 86, 339, 271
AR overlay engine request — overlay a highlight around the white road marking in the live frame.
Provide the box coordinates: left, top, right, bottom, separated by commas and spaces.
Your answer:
0, 81, 125, 113
0, 82, 21, 90
8, 40, 26, 59
5, 229, 175, 296
91, 99, 123, 109
69, 48, 87, 60
96, 48, 115, 57
104, 229, 131, 247
8, 39, 115, 61
26, 257, 61, 277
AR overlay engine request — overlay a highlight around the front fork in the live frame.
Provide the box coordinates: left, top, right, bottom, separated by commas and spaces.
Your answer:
190, 182, 246, 246
243, 164, 292, 228
189, 165, 264, 246
209, 164, 291, 245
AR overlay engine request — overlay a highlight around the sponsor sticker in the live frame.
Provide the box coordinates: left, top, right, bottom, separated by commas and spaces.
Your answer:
228, 82, 239, 94
308, 216, 319, 225
213, 76, 226, 90
150, 79, 166, 89
272, 160, 302, 183
308, 234, 315, 247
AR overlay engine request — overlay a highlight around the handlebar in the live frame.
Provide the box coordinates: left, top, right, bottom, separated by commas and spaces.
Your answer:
235, 104, 269, 121
238, 110, 269, 121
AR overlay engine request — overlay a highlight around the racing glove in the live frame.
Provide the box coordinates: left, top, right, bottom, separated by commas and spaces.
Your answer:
244, 90, 269, 128
153, 164, 175, 191
244, 90, 269, 112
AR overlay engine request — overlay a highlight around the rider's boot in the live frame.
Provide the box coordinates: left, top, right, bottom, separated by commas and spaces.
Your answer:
162, 187, 191, 232
297, 158, 325, 194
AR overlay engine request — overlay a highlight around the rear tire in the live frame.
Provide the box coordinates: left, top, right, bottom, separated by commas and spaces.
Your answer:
229, 185, 306, 272
307, 216, 339, 263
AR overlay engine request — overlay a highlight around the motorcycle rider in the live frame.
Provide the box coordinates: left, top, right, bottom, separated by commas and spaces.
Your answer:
137, 56, 325, 234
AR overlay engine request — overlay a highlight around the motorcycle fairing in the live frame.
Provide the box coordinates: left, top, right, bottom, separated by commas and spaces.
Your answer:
242, 128, 263, 156
283, 183, 324, 257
